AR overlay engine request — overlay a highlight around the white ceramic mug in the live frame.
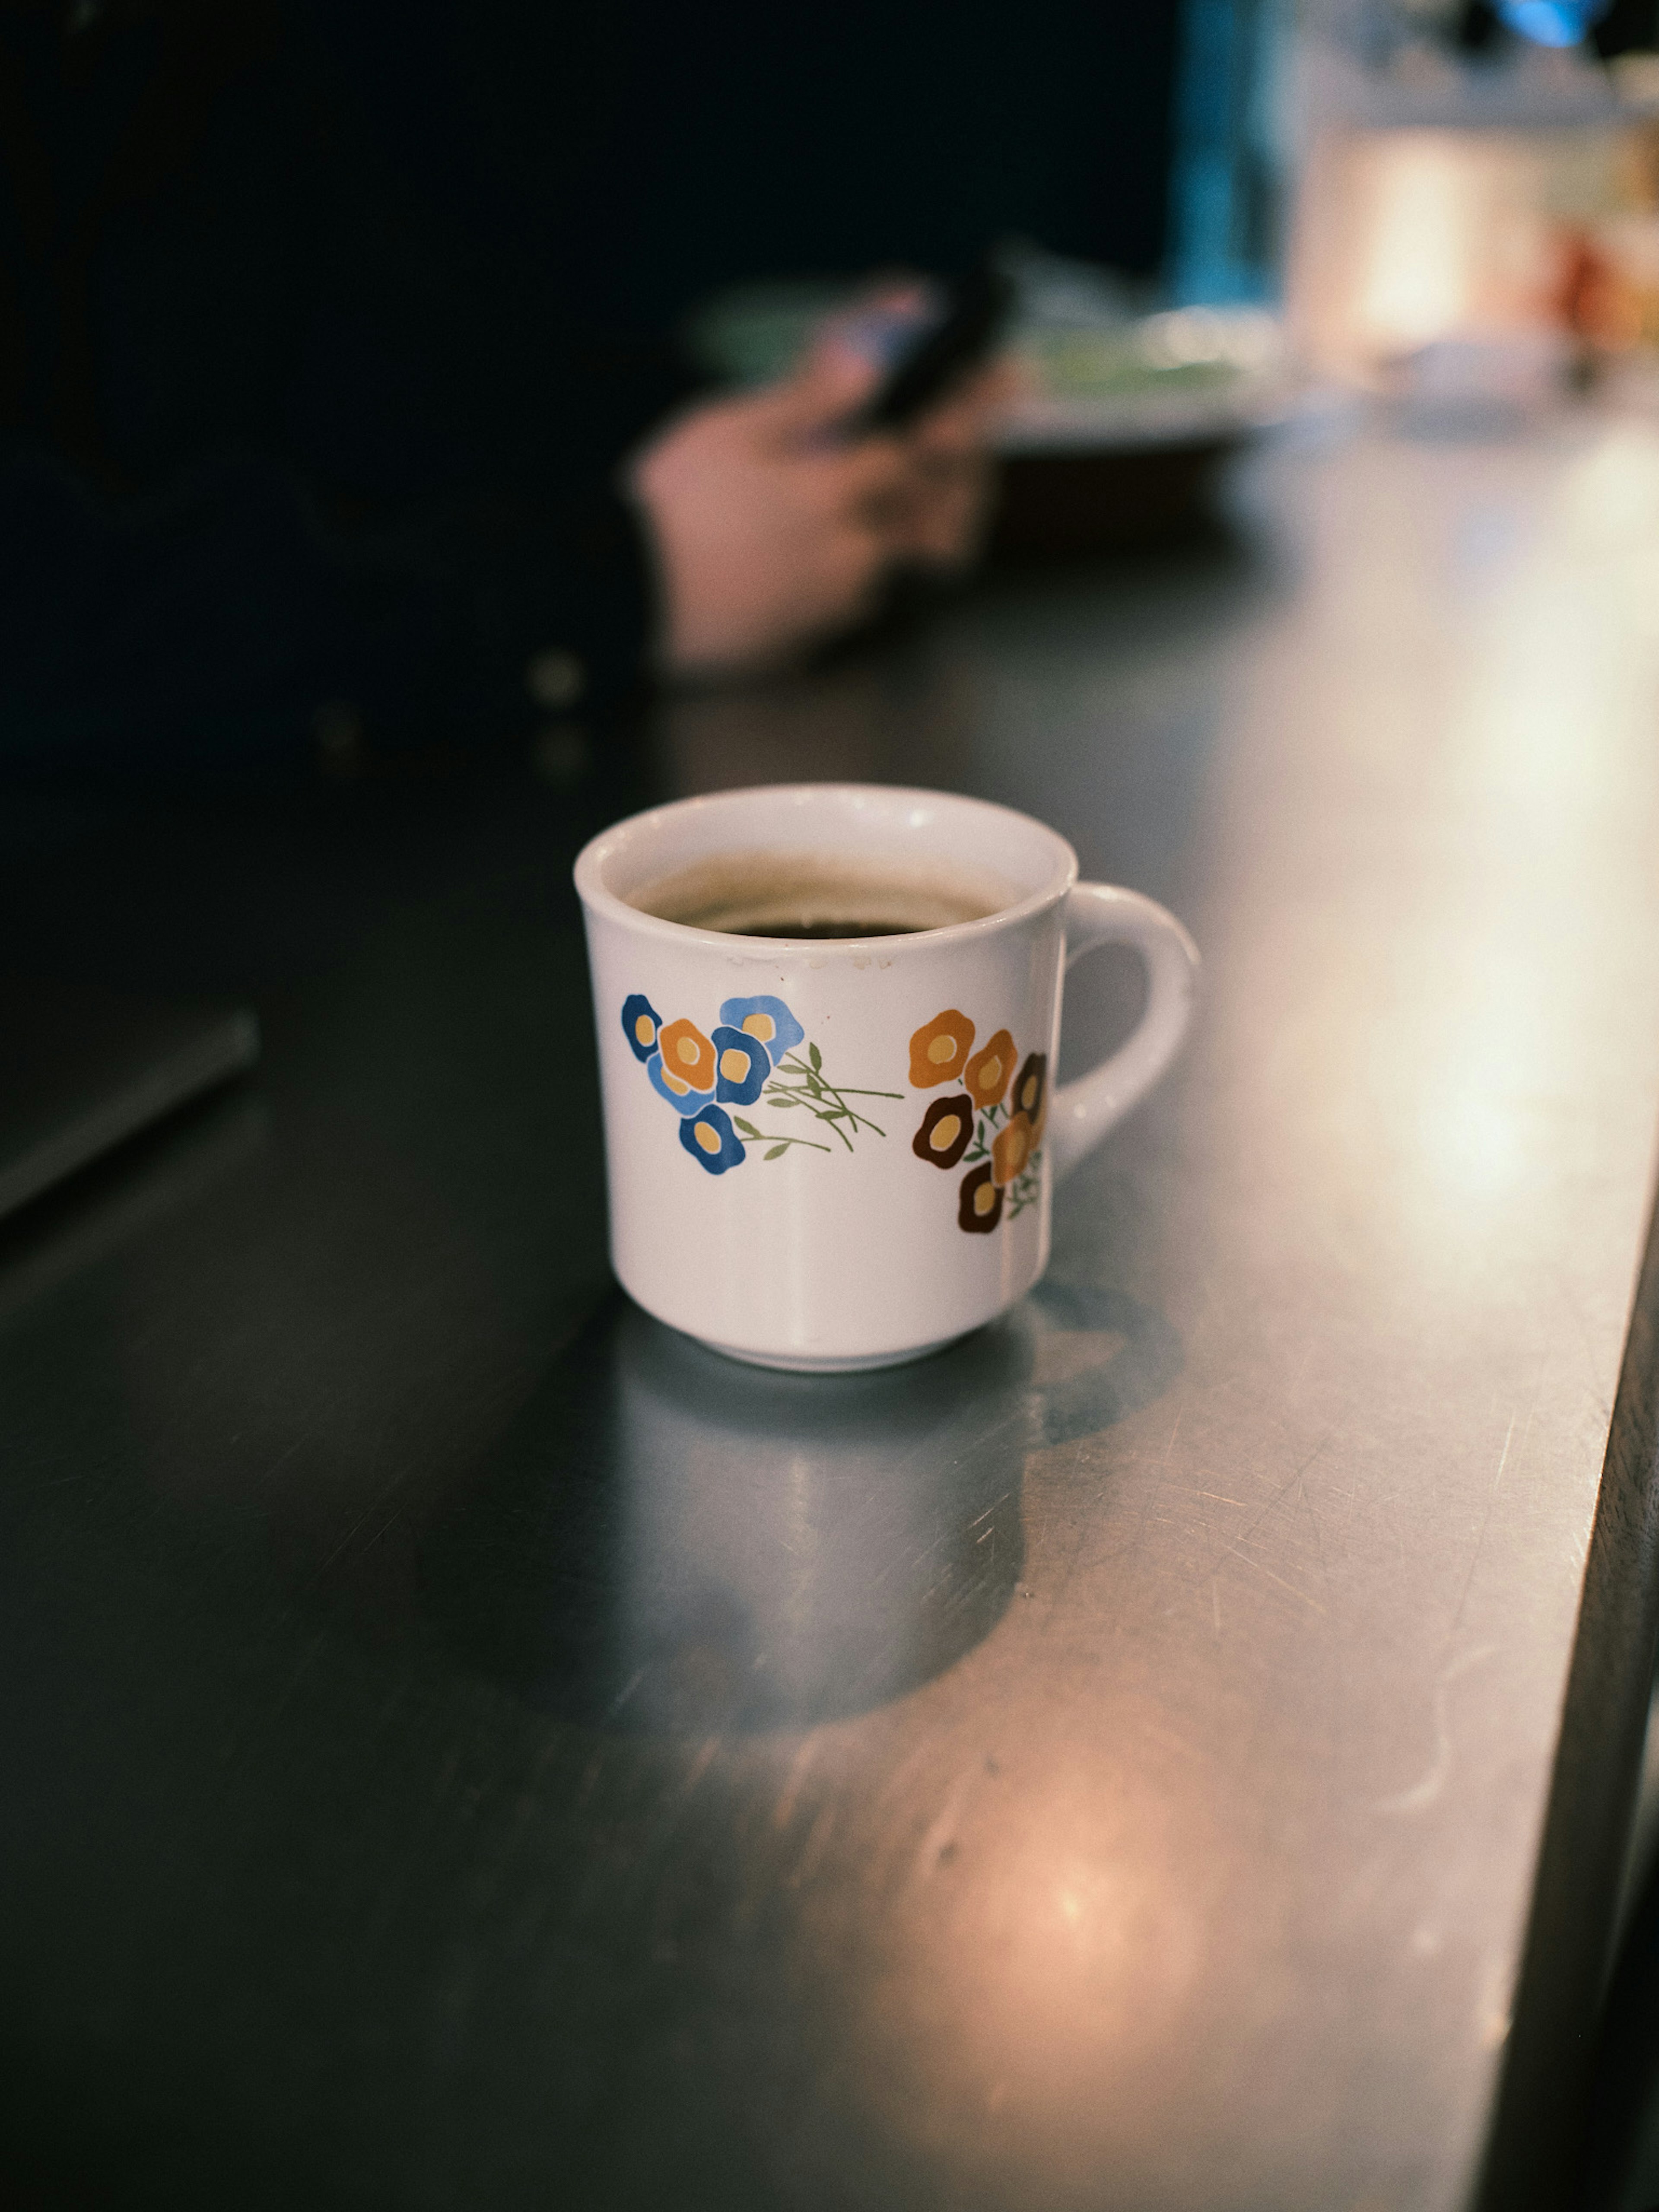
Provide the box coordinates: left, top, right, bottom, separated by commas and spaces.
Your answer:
574, 784, 1197, 1372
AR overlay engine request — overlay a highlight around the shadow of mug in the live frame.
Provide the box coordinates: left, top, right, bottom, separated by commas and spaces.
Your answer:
421, 1278, 1180, 1735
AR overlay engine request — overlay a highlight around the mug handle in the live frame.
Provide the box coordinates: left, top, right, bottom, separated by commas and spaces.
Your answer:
1046, 884, 1200, 1184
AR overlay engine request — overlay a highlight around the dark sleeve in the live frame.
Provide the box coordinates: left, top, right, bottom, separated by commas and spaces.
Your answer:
0, 447, 657, 779
0, 0, 691, 782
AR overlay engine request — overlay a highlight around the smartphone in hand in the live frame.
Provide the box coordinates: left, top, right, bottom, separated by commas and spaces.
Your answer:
842, 262, 1013, 435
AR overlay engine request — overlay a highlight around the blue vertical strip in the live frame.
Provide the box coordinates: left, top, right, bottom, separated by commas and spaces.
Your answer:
1168, 0, 1281, 304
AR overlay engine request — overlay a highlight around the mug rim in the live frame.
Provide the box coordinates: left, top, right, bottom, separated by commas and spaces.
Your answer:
573, 782, 1080, 954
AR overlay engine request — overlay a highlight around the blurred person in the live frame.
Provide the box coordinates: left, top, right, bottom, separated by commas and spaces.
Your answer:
634, 324, 1003, 680
0, 0, 1004, 782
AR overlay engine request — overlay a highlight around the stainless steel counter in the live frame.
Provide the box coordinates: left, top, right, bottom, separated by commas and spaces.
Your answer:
3, 419, 1658, 2210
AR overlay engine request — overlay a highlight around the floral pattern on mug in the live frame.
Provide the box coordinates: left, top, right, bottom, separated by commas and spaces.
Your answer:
910, 1007, 1043, 1233
621, 993, 664, 1064
626, 990, 899, 1170
680, 1104, 745, 1174
657, 1017, 716, 1093
958, 1163, 1003, 1233
718, 995, 804, 1064
908, 1009, 974, 1088
1012, 1052, 1047, 1126
712, 1027, 769, 1106
648, 1051, 714, 1116
991, 1110, 1035, 1187
912, 1095, 974, 1170
963, 1028, 1014, 1111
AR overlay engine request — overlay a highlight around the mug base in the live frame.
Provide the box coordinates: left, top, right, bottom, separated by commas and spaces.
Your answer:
697, 1329, 971, 1375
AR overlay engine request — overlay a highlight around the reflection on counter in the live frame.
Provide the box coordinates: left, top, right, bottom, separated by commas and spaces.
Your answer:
421, 1284, 1181, 1734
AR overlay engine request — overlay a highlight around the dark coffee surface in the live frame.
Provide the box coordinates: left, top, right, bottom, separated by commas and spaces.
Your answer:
627, 849, 1013, 937
725, 917, 925, 940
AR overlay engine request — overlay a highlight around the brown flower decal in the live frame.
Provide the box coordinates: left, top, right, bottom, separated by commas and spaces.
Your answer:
912, 1095, 974, 1170
909, 1009, 975, 1088
963, 1028, 1014, 1111
1012, 1052, 1047, 1125
991, 1111, 1035, 1187
959, 1163, 1003, 1233
657, 1017, 716, 1094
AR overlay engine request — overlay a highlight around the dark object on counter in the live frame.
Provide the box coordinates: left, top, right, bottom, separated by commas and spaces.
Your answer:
1456, 2, 1510, 54
0, 980, 258, 1221
1593, 0, 1659, 57
990, 436, 1241, 560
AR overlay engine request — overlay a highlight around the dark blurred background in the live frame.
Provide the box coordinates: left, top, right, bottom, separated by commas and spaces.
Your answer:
0, 0, 1202, 782
323, 0, 1185, 331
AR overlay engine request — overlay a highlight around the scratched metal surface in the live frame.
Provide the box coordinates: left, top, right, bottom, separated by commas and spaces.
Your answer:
3, 421, 1659, 2210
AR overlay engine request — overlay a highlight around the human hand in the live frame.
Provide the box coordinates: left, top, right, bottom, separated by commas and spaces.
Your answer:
871, 353, 1019, 570
628, 320, 1010, 679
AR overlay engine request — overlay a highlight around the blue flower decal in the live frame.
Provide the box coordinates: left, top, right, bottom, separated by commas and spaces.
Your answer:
712, 1026, 769, 1106
680, 1104, 746, 1173
621, 993, 664, 1064
648, 1051, 713, 1117
718, 995, 802, 1067
624, 986, 897, 1174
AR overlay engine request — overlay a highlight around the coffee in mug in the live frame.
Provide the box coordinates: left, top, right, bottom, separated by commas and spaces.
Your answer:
626, 849, 1014, 940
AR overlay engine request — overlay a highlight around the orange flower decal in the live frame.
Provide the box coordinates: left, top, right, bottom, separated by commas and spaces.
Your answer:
909, 1009, 974, 1088
1012, 1052, 1047, 1125
959, 1163, 1003, 1233
912, 1095, 974, 1170
963, 1028, 1014, 1111
907, 1015, 1044, 1232
656, 1018, 716, 1094
991, 1111, 1035, 1188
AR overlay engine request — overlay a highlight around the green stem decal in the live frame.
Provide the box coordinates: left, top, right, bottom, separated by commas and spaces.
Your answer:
1007, 1148, 1044, 1218
737, 1046, 899, 1161
732, 1117, 833, 1157
762, 1050, 901, 1152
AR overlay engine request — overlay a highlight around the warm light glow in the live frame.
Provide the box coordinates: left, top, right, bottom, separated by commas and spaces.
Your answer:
1357, 140, 1476, 351
1290, 128, 1615, 377
835, 1751, 1212, 2177
1182, 416, 1659, 1317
